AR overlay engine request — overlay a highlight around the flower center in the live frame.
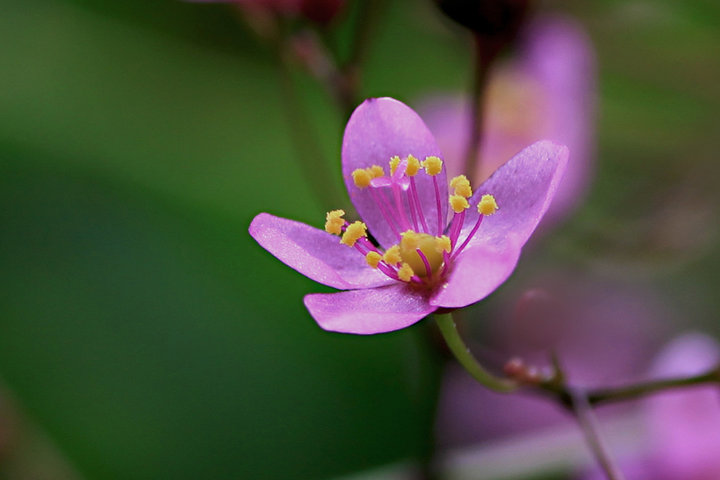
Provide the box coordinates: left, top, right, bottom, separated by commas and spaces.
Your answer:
325, 154, 498, 287
399, 231, 446, 278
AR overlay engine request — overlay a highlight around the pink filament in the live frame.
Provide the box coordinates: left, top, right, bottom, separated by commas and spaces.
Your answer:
391, 183, 411, 231
432, 176, 443, 236
447, 210, 465, 248
416, 248, 433, 277
452, 213, 484, 260
409, 178, 429, 234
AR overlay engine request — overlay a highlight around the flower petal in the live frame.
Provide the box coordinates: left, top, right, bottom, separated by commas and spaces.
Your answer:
304, 284, 436, 334
459, 140, 568, 252
430, 243, 518, 308
342, 97, 447, 248
249, 213, 394, 290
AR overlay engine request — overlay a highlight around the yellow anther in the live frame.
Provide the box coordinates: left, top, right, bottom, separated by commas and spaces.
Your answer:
365, 251, 382, 268
383, 245, 402, 265
450, 195, 470, 213
324, 209, 346, 235
449, 175, 467, 189
389, 156, 400, 175
340, 221, 367, 247
397, 263, 415, 282
423, 156, 443, 176
352, 169, 372, 188
436, 235, 451, 254
450, 175, 472, 198
406, 155, 420, 176
368, 165, 385, 178
478, 194, 498, 216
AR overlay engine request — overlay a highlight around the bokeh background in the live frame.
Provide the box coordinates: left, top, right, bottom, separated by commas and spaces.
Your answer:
1, 0, 719, 479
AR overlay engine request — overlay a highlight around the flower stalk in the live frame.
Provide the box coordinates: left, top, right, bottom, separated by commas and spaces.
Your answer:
434, 313, 517, 393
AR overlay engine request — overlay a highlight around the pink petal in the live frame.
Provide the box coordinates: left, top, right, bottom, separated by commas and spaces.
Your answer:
304, 284, 436, 334
342, 97, 447, 248
429, 243, 517, 308
459, 141, 568, 252
249, 213, 394, 290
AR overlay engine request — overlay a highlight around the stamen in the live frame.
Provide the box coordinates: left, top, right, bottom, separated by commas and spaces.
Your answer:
422, 156, 443, 176
409, 178, 430, 233
452, 214, 483, 260
377, 262, 400, 281
366, 251, 382, 268
389, 156, 401, 175
405, 155, 421, 176
368, 165, 385, 179
449, 195, 497, 258
383, 245, 402, 265
340, 221, 367, 247
397, 263, 415, 282
448, 210, 465, 248
391, 182, 412, 231
433, 176, 443, 236
352, 169, 372, 188
450, 195, 469, 213
478, 194, 498, 216
324, 209, 346, 235
406, 187, 420, 231
450, 175, 472, 198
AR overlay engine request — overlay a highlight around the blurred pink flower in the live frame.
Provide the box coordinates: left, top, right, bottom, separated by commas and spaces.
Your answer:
250, 97, 567, 334
644, 333, 720, 479
436, 272, 667, 447
419, 16, 595, 225
582, 333, 720, 480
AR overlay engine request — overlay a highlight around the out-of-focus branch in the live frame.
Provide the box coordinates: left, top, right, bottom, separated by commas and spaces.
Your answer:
286, 0, 383, 120
436, 315, 720, 478
276, 37, 346, 209
462, 34, 501, 182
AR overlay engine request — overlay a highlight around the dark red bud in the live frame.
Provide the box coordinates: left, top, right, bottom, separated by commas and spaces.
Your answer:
435, 0, 532, 40
300, 0, 345, 25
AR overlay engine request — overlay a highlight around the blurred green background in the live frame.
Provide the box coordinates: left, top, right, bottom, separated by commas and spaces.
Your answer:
1, 0, 719, 479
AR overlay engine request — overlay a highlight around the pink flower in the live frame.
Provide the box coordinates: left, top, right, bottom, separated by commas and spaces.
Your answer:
635, 333, 720, 480
419, 16, 595, 225
582, 333, 720, 480
249, 97, 567, 334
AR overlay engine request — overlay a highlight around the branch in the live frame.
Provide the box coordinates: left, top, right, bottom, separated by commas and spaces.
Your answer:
435, 313, 720, 479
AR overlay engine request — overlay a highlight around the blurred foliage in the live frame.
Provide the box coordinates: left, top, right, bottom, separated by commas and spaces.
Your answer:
1, 0, 719, 479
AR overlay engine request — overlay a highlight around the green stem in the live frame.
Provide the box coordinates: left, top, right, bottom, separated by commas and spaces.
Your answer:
434, 313, 517, 393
